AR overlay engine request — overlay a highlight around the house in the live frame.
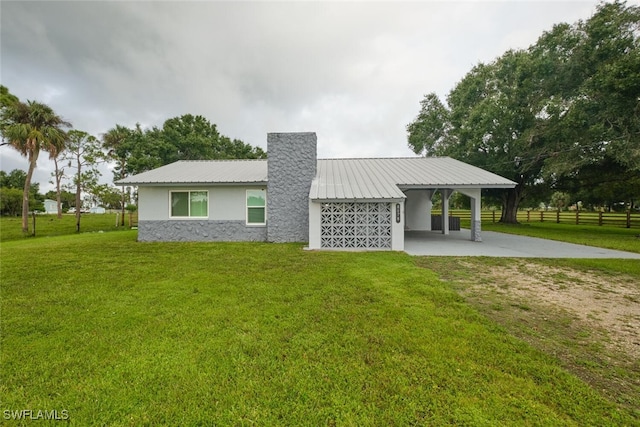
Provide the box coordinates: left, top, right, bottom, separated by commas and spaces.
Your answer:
117, 132, 516, 250
43, 199, 57, 214
89, 206, 106, 214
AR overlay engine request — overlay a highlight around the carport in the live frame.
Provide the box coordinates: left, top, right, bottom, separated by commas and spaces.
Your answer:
308, 157, 516, 251
403, 187, 489, 242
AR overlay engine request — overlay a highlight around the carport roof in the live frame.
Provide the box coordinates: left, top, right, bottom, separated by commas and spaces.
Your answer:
309, 157, 517, 201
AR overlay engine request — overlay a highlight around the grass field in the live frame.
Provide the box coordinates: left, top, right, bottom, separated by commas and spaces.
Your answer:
1, 230, 638, 425
421, 256, 640, 419
0, 213, 135, 242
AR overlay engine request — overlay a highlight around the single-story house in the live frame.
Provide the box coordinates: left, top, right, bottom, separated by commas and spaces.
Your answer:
43, 199, 57, 214
89, 206, 106, 214
117, 132, 516, 251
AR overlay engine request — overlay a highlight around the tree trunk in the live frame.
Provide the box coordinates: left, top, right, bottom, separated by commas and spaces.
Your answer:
121, 186, 126, 226
53, 157, 63, 219
56, 194, 62, 218
120, 159, 127, 226
500, 186, 523, 224
75, 193, 81, 232
75, 159, 82, 233
21, 150, 38, 234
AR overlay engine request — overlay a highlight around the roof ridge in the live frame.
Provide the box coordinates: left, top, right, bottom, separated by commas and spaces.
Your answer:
317, 156, 449, 160
175, 159, 267, 163
172, 157, 452, 162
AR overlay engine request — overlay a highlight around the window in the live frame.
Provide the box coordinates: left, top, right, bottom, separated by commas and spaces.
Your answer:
171, 191, 208, 218
246, 189, 266, 225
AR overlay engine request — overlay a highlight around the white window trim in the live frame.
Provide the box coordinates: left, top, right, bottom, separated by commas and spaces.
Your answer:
246, 189, 267, 226
169, 190, 209, 219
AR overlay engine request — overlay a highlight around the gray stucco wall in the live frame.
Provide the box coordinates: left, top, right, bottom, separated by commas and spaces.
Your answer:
137, 220, 267, 242
267, 132, 317, 243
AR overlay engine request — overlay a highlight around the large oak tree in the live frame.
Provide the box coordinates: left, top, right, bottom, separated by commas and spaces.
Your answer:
407, 1, 640, 222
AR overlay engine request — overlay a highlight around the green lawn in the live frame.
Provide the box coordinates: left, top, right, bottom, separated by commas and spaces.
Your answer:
0, 213, 135, 242
1, 231, 635, 425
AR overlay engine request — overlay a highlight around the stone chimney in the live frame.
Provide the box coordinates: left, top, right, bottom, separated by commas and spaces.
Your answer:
266, 132, 317, 242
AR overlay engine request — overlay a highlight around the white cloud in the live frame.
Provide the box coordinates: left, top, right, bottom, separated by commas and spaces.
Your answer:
1, 0, 603, 192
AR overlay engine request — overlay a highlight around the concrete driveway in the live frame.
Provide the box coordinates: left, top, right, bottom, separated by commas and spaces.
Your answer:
404, 230, 640, 258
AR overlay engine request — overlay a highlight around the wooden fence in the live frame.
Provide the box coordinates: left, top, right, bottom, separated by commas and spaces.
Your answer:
433, 210, 640, 229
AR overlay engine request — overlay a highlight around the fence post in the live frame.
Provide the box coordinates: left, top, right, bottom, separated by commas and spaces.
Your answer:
556, 210, 560, 224
598, 211, 603, 226
576, 210, 579, 225
492, 210, 496, 223
627, 210, 631, 228
540, 211, 544, 223
527, 210, 530, 222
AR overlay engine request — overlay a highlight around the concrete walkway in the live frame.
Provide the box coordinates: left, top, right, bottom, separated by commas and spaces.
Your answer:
404, 230, 640, 258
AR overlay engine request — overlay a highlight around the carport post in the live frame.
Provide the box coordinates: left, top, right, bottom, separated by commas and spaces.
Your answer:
441, 189, 451, 235
470, 192, 482, 242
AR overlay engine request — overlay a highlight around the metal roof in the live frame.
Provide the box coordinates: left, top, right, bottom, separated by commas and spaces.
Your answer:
117, 157, 516, 198
309, 157, 516, 200
116, 160, 268, 185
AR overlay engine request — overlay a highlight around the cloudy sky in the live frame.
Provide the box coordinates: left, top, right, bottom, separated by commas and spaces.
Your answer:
1, 0, 607, 192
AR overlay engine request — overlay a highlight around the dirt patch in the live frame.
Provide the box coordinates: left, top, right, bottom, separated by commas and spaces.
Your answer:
458, 260, 640, 359
419, 257, 640, 412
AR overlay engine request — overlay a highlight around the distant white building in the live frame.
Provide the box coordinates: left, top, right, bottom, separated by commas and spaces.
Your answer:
43, 199, 57, 214
89, 206, 106, 214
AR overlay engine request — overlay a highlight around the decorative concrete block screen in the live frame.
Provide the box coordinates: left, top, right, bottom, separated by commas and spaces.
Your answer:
320, 202, 392, 249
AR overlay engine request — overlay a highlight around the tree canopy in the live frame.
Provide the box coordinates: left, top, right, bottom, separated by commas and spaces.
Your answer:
102, 114, 265, 225
0, 169, 43, 216
407, 0, 640, 221
0, 90, 70, 232
103, 114, 266, 178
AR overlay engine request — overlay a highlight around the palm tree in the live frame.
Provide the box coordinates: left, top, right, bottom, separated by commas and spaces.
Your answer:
102, 125, 132, 226
0, 100, 70, 233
